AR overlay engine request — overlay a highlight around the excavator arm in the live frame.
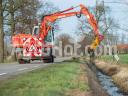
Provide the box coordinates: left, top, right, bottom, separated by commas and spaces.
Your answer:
40, 4, 104, 50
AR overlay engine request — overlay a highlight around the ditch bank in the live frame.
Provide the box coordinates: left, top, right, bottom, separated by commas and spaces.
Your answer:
86, 61, 128, 96
95, 61, 128, 95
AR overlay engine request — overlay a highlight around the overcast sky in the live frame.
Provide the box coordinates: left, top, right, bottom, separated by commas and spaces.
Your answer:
42, 0, 128, 38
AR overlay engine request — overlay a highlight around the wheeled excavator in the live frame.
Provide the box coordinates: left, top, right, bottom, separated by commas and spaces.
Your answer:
12, 4, 104, 64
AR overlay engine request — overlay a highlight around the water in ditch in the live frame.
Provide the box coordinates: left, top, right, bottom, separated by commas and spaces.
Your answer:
97, 71, 126, 96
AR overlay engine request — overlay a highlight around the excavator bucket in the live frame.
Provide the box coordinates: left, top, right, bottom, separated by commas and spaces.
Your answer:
90, 36, 100, 49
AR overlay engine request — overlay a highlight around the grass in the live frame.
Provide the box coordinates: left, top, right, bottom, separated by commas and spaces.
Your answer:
98, 54, 128, 64
0, 62, 89, 96
96, 55, 128, 93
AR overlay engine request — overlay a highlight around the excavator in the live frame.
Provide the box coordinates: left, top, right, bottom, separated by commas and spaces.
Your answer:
12, 4, 104, 64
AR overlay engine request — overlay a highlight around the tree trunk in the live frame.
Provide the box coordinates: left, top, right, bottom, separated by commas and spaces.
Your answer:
9, 0, 16, 61
10, 12, 16, 61
0, 0, 4, 62
9, 0, 15, 35
10, 12, 15, 35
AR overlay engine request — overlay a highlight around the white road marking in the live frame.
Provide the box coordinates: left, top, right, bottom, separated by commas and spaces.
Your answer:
18, 68, 28, 71
34, 66, 40, 68
0, 73, 7, 76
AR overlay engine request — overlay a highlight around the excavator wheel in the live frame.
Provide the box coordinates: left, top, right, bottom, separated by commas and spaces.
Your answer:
50, 55, 54, 63
43, 56, 54, 63
18, 59, 25, 64
18, 59, 30, 64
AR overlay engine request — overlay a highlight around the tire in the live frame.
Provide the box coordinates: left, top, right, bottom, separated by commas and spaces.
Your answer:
43, 59, 49, 63
43, 56, 54, 63
50, 56, 54, 63
26, 60, 30, 63
18, 59, 25, 64
18, 59, 30, 64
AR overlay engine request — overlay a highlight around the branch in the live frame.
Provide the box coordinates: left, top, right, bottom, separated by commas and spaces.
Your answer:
2, 0, 8, 11
3, 13, 9, 18
4, 22, 11, 25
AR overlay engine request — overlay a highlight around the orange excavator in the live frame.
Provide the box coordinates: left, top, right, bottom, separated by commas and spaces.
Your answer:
12, 4, 104, 64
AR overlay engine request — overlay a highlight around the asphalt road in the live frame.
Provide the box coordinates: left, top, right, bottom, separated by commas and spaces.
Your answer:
0, 57, 72, 80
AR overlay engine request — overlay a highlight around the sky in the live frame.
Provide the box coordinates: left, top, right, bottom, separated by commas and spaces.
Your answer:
42, 0, 128, 40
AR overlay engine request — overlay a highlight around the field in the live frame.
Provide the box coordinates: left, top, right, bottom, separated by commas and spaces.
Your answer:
0, 62, 89, 96
98, 54, 128, 64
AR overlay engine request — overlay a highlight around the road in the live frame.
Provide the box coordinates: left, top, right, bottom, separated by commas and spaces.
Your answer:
0, 57, 72, 80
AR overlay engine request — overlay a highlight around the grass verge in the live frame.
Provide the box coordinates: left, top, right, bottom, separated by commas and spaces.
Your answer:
0, 62, 89, 96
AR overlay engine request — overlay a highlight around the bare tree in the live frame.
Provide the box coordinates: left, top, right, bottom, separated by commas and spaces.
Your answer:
121, 33, 126, 44
76, 1, 119, 46
4, 0, 42, 35
56, 33, 73, 57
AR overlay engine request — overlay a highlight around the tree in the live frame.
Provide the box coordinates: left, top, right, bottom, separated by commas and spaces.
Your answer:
15, 0, 42, 34
4, 0, 42, 35
5, 0, 59, 34
0, 0, 4, 62
121, 33, 126, 44
38, 2, 60, 33
76, 1, 119, 46
56, 33, 73, 57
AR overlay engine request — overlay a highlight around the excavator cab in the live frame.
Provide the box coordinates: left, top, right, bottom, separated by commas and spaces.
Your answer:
32, 26, 40, 36
31, 25, 54, 63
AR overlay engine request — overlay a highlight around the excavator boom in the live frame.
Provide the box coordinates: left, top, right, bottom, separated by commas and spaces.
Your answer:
40, 4, 104, 50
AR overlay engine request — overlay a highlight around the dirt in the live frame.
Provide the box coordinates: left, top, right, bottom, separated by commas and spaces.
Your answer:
66, 64, 92, 96
67, 89, 92, 96
79, 64, 92, 96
